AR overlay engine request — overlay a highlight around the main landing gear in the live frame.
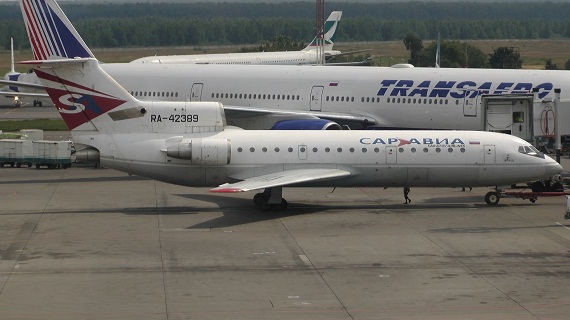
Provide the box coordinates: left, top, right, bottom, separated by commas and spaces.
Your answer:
253, 187, 288, 211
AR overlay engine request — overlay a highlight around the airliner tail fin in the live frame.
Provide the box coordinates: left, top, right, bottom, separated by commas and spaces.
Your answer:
305, 11, 342, 52
22, 58, 132, 130
19, 0, 95, 60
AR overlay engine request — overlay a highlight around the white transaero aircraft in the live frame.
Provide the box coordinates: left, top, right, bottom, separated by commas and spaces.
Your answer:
130, 11, 364, 66
24, 57, 562, 209
5, 0, 570, 142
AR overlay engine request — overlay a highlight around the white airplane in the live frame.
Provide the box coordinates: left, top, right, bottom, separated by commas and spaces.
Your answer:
0, 37, 49, 107
5, 0, 570, 143
25, 56, 562, 209
130, 11, 363, 66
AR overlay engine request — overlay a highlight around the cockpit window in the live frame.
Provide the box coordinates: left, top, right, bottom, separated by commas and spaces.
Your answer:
518, 145, 543, 158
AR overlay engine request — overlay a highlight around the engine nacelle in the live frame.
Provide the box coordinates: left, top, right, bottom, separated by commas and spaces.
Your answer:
75, 147, 100, 163
271, 119, 342, 130
166, 138, 231, 166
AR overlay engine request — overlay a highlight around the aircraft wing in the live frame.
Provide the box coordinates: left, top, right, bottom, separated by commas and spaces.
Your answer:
327, 57, 373, 66
210, 168, 352, 193
223, 105, 377, 129
326, 49, 372, 60
0, 79, 45, 90
0, 91, 49, 98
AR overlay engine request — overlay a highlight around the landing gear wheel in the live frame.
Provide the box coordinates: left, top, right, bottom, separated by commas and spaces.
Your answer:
276, 199, 288, 211
485, 191, 500, 205
253, 193, 266, 207
530, 198, 536, 203
259, 200, 271, 211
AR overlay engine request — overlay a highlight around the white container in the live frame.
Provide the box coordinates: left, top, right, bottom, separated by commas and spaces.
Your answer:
33, 140, 72, 166
0, 139, 34, 167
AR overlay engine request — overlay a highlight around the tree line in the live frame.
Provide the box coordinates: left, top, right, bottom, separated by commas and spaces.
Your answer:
4, 18, 570, 50
2, 2, 570, 49
2, 2, 570, 20
404, 34, 570, 70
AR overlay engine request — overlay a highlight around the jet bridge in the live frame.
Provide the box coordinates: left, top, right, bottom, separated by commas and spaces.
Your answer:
482, 94, 534, 141
481, 90, 570, 157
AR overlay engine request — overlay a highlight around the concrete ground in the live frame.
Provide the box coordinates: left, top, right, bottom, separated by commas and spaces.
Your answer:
2, 107, 570, 319
1, 159, 570, 319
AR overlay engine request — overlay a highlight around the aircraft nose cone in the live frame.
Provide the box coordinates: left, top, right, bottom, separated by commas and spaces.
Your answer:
545, 160, 563, 177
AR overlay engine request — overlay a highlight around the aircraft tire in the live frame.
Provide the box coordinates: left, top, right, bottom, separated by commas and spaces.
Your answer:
485, 192, 500, 205
259, 200, 271, 211
253, 193, 266, 206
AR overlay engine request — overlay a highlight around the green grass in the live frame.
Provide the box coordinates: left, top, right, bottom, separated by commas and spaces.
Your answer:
0, 119, 68, 131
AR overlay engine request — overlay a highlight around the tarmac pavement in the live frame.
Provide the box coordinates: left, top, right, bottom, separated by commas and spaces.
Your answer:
1, 160, 570, 319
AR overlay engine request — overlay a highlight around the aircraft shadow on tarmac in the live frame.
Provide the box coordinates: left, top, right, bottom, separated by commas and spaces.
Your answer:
166, 192, 538, 229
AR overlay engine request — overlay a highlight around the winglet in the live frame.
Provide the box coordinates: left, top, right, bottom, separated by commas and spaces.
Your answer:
20, 0, 95, 60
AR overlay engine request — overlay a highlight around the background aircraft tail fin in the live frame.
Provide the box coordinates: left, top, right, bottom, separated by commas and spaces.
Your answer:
23, 58, 132, 130
304, 11, 342, 51
19, 0, 95, 60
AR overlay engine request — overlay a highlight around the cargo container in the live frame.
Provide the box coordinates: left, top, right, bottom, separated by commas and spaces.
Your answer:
33, 140, 73, 169
0, 139, 33, 167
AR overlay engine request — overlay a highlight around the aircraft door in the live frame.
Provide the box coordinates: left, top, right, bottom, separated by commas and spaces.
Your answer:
511, 100, 530, 140
484, 145, 496, 164
191, 83, 204, 101
298, 145, 308, 160
310, 86, 324, 111
463, 90, 479, 116
386, 146, 397, 164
